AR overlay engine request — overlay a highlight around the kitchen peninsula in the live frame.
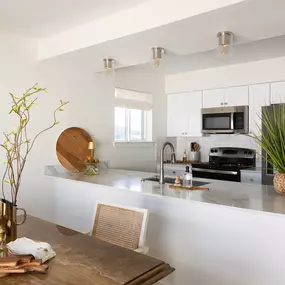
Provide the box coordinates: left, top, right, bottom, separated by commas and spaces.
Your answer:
45, 166, 285, 285
46, 166, 284, 215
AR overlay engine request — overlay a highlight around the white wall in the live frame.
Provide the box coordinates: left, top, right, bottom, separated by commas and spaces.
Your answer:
0, 33, 166, 216
0, 32, 37, 202
33, 61, 166, 173
14, 59, 166, 216
166, 56, 285, 94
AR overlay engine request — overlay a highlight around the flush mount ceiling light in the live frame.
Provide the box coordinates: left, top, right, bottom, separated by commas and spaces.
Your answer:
217, 31, 234, 57
103, 58, 115, 75
151, 47, 165, 67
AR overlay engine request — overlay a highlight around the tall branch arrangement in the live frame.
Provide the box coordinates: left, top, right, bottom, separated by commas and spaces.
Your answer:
0, 84, 69, 205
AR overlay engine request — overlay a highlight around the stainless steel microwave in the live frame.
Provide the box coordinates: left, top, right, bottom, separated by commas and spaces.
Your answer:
201, 106, 249, 134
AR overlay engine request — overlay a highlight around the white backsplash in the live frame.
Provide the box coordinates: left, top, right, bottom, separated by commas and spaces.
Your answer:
176, 134, 261, 166
156, 136, 177, 162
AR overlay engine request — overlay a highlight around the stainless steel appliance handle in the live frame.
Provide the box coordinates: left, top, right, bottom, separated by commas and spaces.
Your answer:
230, 112, 234, 130
192, 168, 238, 175
201, 130, 235, 134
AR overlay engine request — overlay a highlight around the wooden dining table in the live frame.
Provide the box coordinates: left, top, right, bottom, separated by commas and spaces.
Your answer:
1, 216, 174, 285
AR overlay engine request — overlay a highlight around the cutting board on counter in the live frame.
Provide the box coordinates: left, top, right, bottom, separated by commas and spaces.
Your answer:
169, 185, 209, 191
56, 127, 92, 172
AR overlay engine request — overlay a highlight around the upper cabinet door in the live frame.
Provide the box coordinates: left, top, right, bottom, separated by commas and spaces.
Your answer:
249, 83, 270, 135
167, 92, 202, 137
188, 91, 202, 137
167, 93, 190, 137
202, 89, 225, 108
271, 81, 285, 104
224, 86, 249, 107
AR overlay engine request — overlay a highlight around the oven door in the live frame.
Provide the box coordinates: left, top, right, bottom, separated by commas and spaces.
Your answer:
192, 168, 241, 182
202, 108, 234, 134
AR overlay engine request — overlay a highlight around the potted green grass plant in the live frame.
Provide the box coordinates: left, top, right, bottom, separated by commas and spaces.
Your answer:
251, 104, 285, 195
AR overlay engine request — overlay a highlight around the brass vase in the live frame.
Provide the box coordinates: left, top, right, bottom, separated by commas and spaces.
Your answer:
273, 173, 285, 196
0, 199, 27, 243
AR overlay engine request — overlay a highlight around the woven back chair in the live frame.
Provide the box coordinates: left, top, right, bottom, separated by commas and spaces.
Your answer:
92, 202, 149, 254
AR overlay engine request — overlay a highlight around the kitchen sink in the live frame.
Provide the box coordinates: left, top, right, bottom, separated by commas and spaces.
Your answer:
141, 176, 208, 187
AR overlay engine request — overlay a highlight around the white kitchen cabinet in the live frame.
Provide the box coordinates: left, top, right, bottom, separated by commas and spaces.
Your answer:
241, 170, 262, 185
188, 91, 202, 136
271, 81, 285, 104
249, 83, 270, 134
224, 86, 249, 107
167, 93, 189, 137
167, 91, 202, 137
203, 86, 248, 108
202, 89, 225, 108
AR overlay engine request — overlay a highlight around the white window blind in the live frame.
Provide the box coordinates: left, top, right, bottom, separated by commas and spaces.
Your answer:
115, 88, 153, 110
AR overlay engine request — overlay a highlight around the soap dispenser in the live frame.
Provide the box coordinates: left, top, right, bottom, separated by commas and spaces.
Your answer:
183, 165, 193, 187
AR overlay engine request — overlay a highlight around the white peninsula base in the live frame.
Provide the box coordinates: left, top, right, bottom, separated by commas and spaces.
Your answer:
39, 167, 285, 285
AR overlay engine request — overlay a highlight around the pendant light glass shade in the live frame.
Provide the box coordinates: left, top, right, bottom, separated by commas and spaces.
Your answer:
151, 47, 165, 67
216, 31, 234, 58
103, 58, 115, 76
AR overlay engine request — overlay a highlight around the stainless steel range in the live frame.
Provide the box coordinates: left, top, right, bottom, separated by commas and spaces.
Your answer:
192, 147, 256, 182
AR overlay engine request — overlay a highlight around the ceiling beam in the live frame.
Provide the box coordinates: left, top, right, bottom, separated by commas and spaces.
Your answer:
38, 0, 246, 60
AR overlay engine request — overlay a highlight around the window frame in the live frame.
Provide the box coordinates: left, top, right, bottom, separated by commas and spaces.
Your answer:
114, 107, 150, 142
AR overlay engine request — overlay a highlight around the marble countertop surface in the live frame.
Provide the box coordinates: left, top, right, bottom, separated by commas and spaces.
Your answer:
45, 165, 285, 216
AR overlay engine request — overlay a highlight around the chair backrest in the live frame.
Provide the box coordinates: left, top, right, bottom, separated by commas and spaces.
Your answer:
92, 202, 148, 251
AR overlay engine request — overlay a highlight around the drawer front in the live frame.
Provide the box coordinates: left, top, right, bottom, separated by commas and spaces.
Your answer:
164, 168, 185, 178
157, 164, 186, 177
241, 172, 262, 185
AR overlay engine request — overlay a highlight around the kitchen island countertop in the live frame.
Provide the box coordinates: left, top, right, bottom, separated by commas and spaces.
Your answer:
45, 165, 285, 216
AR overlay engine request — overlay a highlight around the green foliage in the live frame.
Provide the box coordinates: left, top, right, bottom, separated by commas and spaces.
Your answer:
0, 83, 69, 204
250, 104, 285, 173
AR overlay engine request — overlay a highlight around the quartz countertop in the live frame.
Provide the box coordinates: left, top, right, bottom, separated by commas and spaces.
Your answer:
45, 165, 285, 216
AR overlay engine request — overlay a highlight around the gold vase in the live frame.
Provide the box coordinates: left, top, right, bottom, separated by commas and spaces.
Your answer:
273, 173, 285, 196
0, 199, 27, 243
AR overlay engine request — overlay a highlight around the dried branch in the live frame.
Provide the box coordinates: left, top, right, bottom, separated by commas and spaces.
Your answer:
1, 162, 8, 200
0, 84, 69, 204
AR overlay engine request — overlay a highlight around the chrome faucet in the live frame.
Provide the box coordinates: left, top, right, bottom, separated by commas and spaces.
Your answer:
159, 142, 176, 184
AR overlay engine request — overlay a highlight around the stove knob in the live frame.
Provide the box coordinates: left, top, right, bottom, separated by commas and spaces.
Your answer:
215, 149, 218, 153
210, 149, 215, 153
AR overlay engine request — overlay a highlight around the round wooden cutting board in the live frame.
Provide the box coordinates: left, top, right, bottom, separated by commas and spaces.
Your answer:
56, 127, 92, 172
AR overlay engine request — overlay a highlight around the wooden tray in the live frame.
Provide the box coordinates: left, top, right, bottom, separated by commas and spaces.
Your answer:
175, 160, 199, 164
169, 185, 209, 191
56, 127, 92, 172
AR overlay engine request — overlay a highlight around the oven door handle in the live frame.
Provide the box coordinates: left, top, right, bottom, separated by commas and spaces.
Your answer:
192, 168, 238, 175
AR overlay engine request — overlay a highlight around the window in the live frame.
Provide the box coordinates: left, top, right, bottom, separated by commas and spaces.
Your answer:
114, 88, 152, 142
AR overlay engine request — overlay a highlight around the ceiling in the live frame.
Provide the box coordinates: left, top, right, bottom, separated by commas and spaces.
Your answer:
2, 0, 285, 73
45, 0, 285, 73
162, 35, 285, 74
0, 0, 151, 38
